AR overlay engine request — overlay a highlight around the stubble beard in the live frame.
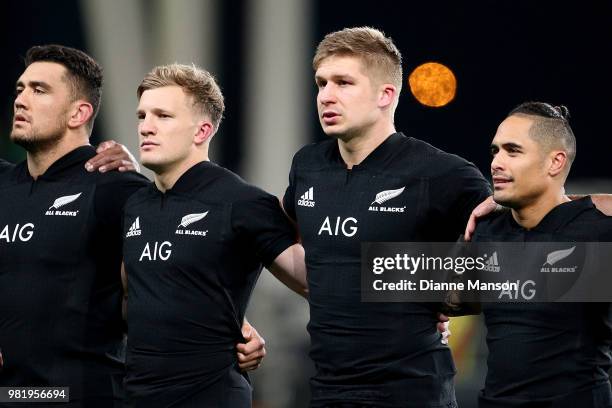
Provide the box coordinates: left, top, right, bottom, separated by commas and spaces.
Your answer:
10, 118, 67, 154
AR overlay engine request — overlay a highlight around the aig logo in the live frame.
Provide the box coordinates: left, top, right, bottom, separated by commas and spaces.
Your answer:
139, 241, 172, 261
0, 223, 35, 243
317, 216, 358, 237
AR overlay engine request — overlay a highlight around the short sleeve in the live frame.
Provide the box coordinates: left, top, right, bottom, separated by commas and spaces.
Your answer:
94, 171, 150, 226
282, 156, 297, 222
429, 159, 492, 238
232, 192, 297, 267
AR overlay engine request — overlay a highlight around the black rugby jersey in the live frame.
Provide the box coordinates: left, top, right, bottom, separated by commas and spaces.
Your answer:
0, 145, 148, 407
122, 161, 296, 407
473, 197, 612, 407
283, 132, 491, 407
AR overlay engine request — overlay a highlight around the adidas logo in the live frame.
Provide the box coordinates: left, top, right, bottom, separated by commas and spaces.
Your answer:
481, 251, 500, 272
297, 187, 315, 207
45, 192, 82, 217
126, 217, 142, 237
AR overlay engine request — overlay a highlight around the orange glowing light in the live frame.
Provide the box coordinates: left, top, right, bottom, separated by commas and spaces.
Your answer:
408, 62, 457, 107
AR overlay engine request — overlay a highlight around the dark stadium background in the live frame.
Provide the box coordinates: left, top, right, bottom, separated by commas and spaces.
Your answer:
1, 1, 610, 407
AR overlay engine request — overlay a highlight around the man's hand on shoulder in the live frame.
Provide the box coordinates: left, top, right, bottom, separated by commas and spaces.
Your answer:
464, 195, 502, 241
85, 140, 140, 173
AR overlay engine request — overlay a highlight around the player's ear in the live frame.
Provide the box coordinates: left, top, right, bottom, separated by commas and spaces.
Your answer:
548, 150, 567, 177
67, 100, 94, 129
194, 121, 214, 145
378, 84, 397, 110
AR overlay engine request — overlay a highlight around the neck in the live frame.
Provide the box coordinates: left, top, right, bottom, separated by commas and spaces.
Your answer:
511, 188, 570, 229
337, 120, 396, 169
26, 132, 89, 179
154, 153, 209, 193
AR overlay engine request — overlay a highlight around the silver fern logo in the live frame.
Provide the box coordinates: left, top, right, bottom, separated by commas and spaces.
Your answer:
371, 187, 405, 205
176, 212, 209, 237
541, 246, 577, 273
368, 187, 406, 213
45, 192, 83, 216
49, 193, 82, 209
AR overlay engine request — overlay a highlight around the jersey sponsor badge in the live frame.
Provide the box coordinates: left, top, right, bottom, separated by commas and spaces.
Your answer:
126, 216, 142, 237
45, 192, 83, 217
175, 211, 209, 237
368, 187, 406, 213
297, 187, 315, 207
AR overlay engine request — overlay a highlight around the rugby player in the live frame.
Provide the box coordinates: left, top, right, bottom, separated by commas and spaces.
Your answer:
283, 27, 491, 407
122, 63, 307, 407
472, 102, 612, 407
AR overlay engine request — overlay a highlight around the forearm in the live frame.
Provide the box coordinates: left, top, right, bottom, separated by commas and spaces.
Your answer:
268, 244, 308, 298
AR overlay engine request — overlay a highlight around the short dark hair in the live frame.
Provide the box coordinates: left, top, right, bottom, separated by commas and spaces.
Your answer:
509, 101, 576, 170
25, 44, 103, 132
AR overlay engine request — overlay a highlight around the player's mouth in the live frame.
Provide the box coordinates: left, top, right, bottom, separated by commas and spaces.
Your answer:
492, 176, 513, 188
13, 113, 29, 124
321, 111, 340, 125
140, 141, 160, 151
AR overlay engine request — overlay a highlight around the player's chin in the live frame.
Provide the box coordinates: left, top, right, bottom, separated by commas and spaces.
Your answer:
140, 156, 163, 172
492, 192, 514, 208
9, 131, 28, 142
322, 125, 344, 139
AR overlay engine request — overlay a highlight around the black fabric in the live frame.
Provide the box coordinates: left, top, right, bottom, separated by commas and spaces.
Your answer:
0, 158, 13, 175
123, 161, 295, 406
283, 133, 490, 407
0, 145, 149, 407
473, 197, 612, 407
128, 363, 252, 408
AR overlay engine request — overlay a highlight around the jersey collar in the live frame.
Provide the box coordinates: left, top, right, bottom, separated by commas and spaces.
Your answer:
331, 132, 407, 170
506, 196, 595, 233
15, 145, 96, 181
155, 160, 218, 195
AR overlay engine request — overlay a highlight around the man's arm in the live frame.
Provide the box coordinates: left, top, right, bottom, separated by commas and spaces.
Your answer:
572, 194, 612, 216
85, 140, 140, 173
267, 244, 308, 298
464, 195, 500, 241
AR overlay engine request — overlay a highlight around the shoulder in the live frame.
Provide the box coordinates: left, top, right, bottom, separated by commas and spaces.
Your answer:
95, 169, 149, 188
571, 207, 612, 240
196, 164, 276, 203
0, 159, 14, 174
93, 169, 149, 198
472, 210, 513, 240
0, 160, 17, 184
290, 139, 338, 168
93, 170, 150, 213
405, 137, 482, 177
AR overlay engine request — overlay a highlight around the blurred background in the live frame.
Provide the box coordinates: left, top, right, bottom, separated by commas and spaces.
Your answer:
1, 1, 610, 407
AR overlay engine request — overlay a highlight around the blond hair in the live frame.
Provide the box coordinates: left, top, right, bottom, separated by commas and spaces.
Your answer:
137, 63, 225, 131
313, 27, 403, 92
